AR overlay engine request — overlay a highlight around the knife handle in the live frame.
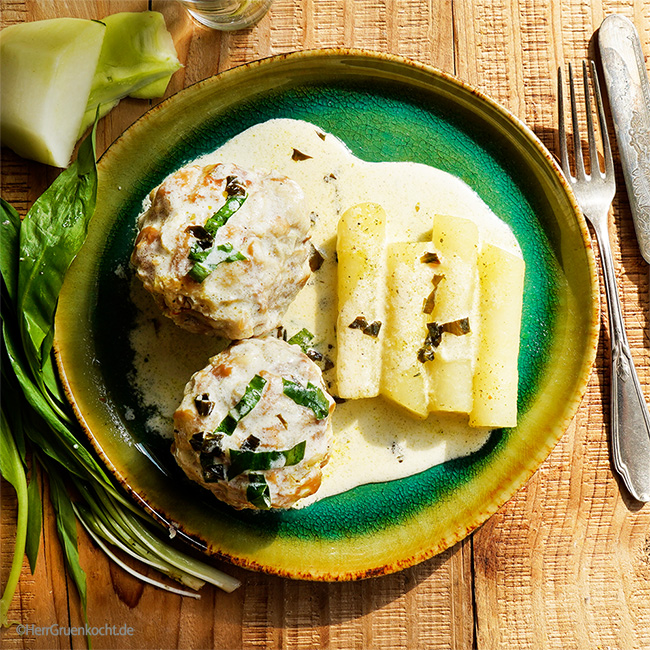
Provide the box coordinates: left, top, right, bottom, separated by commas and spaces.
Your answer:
599, 14, 650, 263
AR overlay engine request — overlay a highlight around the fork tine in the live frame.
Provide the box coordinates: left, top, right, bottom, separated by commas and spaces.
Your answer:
590, 59, 615, 178
568, 62, 587, 181
557, 67, 571, 177
581, 61, 600, 178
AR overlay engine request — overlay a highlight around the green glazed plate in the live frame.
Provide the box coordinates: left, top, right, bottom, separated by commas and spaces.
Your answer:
55, 49, 598, 580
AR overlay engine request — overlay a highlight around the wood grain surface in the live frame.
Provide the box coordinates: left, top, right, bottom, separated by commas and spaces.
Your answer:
1, 1, 649, 649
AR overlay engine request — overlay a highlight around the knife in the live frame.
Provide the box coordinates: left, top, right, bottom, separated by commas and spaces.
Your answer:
598, 15, 650, 503
599, 15, 650, 265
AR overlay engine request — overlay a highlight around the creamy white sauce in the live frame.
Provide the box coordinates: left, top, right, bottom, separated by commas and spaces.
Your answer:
129, 118, 521, 508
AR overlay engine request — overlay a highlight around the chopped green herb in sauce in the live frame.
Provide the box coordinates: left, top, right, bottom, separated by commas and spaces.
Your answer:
215, 374, 267, 435
228, 440, 307, 480
291, 148, 312, 161
276, 413, 289, 428
417, 318, 470, 363
241, 434, 260, 452
191, 432, 225, 456
424, 322, 443, 349
417, 344, 436, 363
442, 317, 471, 336
204, 194, 246, 235
422, 274, 444, 315
306, 348, 335, 372
200, 453, 226, 482
287, 327, 315, 353
286, 328, 335, 371
194, 393, 214, 416
348, 315, 382, 337
282, 379, 330, 420
188, 242, 247, 283
309, 246, 325, 271
187, 181, 248, 282
246, 474, 271, 509
420, 251, 441, 264
225, 175, 246, 196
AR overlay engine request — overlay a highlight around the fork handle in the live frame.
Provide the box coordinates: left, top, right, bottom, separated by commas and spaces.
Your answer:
593, 219, 650, 502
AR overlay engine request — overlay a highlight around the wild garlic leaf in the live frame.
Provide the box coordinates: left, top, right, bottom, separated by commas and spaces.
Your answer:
188, 192, 247, 283
203, 194, 246, 235
17, 122, 98, 375
0, 198, 21, 303
2, 313, 112, 486
25, 458, 42, 574
2, 387, 43, 574
47, 465, 88, 620
0, 409, 29, 627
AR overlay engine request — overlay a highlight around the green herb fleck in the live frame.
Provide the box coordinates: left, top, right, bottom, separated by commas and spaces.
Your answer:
187, 261, 211, 283
228, 440, 307, 480
188, 242, 246, 283
282, 379, 330, 420
203, 194, 246, 235
418, 318, 470, 363
291, 148, 312, 162
348, 316, 382, 337
287, 328, 315, 353
188, 188, 248, 282
442, 317, 471, 336
417, 345, 436, 363
194, 393, 214, 416
363, 320, 382, 337
423, 274, 444, 315
200, 454, 226, 482
246, 474, 271, 509
215, 374, 267, 435
420, 251, 441, 264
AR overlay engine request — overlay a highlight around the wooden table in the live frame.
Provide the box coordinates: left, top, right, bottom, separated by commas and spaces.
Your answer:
2, 1, 649, 648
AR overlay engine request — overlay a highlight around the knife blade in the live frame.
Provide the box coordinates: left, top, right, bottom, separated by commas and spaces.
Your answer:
598, 15, 650, 264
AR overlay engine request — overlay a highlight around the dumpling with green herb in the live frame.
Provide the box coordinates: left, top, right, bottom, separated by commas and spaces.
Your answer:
131, 162, 312, 339
172, 336, 335, 510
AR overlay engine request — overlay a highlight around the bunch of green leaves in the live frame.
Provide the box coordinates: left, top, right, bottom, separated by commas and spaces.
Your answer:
0, 125, 240, 632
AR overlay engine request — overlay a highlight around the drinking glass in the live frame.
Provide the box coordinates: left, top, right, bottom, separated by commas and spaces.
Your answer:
179, 0, 274, 31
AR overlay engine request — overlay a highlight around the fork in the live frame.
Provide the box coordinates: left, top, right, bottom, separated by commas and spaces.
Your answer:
558, 60, 650, 502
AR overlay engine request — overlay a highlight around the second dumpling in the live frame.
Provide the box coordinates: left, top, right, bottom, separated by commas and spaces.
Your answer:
131, 162, 312, 339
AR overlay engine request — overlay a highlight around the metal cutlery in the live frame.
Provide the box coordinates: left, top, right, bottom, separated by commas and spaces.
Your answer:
557, 61, 650, 502
598, 15, 650, 267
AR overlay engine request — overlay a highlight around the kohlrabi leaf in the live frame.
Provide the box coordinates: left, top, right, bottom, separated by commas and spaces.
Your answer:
78, 11, 181, 135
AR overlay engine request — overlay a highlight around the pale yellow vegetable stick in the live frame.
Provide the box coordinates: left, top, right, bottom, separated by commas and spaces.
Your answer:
426, 215, 479, 414
470, 243, 525, 428
336, 203, 387, 399
380, 242, 436, 419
